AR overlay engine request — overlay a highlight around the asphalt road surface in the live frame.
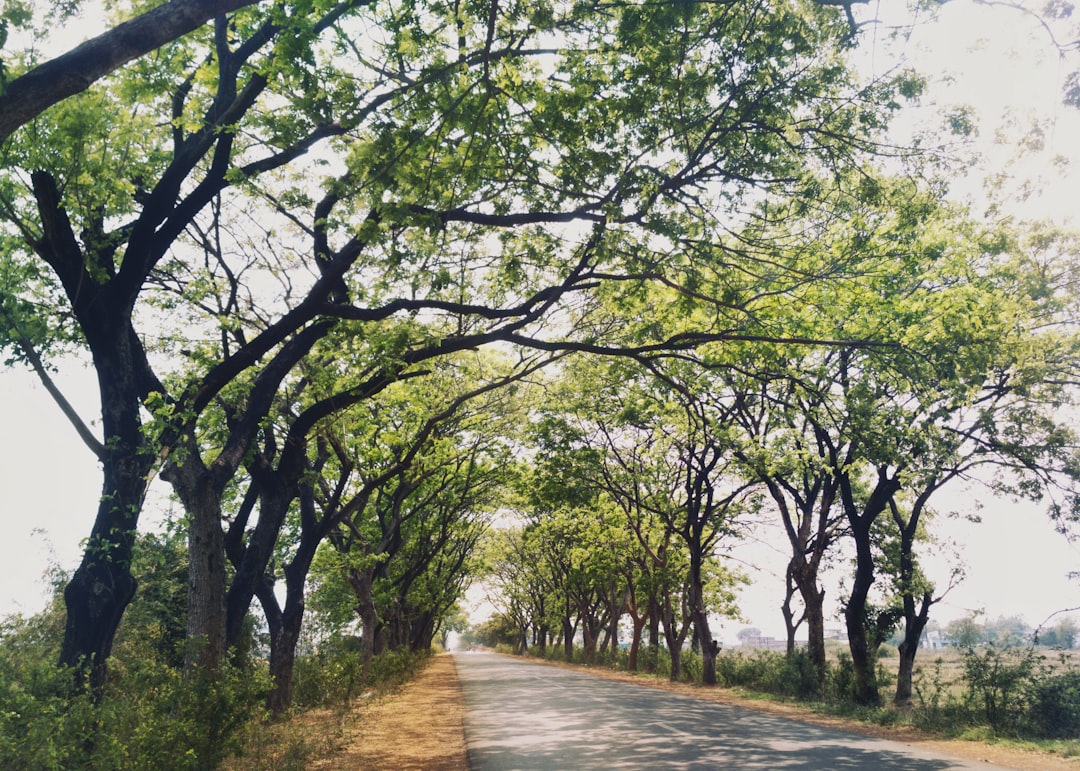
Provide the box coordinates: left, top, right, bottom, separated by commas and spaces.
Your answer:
455, 652, 1013, 770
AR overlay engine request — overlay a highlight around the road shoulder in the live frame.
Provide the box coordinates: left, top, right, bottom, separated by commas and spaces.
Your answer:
308, 652, 468, 770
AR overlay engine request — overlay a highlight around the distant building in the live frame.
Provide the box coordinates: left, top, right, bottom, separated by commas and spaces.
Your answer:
920, 629, 945, 650
739, 634, 788, 651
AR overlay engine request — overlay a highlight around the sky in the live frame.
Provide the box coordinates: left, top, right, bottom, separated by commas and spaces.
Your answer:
2, 2, 1080, 640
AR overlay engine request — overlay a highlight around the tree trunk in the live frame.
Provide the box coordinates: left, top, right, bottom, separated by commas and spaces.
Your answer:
256, 578, 305, 715
347, 569, 380, 668
660, 596, 688, 682
58, 333, 153, 693
895, 593, 932, 706
782, 574, 799, 657
689, 552, 717, 685
844, 518, 882, 705
162, 445, 227, 674
628, 615, 646, 672
840, 469, 900, 706
581, 610, 599, 664
225, 467, 293, 648
664, 629, 682, 682
790, 560, 828, 693
646, 596, 660, 674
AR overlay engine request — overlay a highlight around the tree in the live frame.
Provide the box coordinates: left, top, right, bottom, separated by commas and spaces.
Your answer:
725, 350, 846, 688
527, 357, 750, 682
0, 0, 924, 691
1040, 616, 1078, 649
947, 616, 985, 648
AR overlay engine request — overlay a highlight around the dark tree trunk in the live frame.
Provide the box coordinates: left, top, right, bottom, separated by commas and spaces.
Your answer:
646, 596, 660, 674
347, 569, 380, 667
895, 594, 931, 707
892, 494, 936, 707
58, 333, 153, 692
840, 468, 900, 706
790, 561, 828, 692
689, 552, 717, 685
263, 497, 328, 712
162, 444, 228, 674
225, 466, 293, 648
581, 609, 600, 663
782, 567, 800, 657
660, 592, 690, 682
844, 524, 879, 705
256, 577, 304, 715
662, 622, 682, 682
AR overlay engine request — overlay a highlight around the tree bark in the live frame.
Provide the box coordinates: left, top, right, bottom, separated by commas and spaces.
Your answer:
843, 517, 879, 705
689, 551, 717, 685
161, 443, 228, 674
562, 616, 574, 660
646, 596, 660, 674
840, 467, 900, 706
895, 596, 931, 707
790, 560, 828, 692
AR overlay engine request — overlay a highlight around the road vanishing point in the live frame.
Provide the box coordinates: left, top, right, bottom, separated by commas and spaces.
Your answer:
456, 652, 1013, 770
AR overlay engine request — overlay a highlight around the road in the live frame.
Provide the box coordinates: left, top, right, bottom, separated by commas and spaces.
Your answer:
455, 652, 1014, 770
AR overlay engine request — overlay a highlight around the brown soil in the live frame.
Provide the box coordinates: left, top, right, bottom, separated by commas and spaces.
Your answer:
307, 653, 468, 770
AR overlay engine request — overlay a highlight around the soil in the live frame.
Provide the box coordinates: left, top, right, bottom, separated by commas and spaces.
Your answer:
252, 652, 1078, 770
307, 653, 468, 770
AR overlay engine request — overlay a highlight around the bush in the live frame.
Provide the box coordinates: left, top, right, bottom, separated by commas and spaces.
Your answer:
911, 658, 968, 735
715, 649, 823, 700
1027, 670, 1080, 739
961, 645, 1040, 735
291, 643, 364, 708
0, 604, 272, 771
292, 641, 427, 708
828, 652, 856, 703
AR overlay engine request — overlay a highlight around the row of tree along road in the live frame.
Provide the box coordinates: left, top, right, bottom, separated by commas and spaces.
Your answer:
2, 0, 1080, 766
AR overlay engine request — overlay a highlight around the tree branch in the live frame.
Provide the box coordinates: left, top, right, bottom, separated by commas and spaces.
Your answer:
0, 0, 262, 145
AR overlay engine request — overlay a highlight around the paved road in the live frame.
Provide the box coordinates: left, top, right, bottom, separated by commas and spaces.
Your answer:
455, 652, 1013, 770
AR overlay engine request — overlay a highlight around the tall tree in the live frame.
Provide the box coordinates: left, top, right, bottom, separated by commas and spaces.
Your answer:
0, 0, 923, 690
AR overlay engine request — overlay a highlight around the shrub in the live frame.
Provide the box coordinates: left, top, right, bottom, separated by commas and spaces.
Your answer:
828, 651, 856, 703
714, 649, 823, 700
1026, 670, 1080, 739
911, 657, 968, 734
0, 601, 273, 771
961, 645, 1040, 735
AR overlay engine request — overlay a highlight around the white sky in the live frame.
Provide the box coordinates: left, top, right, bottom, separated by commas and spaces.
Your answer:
2, 2, 1080, 638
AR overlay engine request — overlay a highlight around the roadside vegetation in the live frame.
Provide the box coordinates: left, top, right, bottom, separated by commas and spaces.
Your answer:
0, 531, 438, 769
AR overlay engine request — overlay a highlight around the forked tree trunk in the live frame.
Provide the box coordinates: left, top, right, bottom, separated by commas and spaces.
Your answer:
895, 593, 932, 706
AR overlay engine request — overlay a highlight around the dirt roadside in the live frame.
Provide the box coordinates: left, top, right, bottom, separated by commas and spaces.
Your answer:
307, 652, 468, 770
280, 651, 1077, 770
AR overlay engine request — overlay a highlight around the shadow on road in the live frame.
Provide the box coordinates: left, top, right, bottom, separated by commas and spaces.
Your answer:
456, 653, 1003, 770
